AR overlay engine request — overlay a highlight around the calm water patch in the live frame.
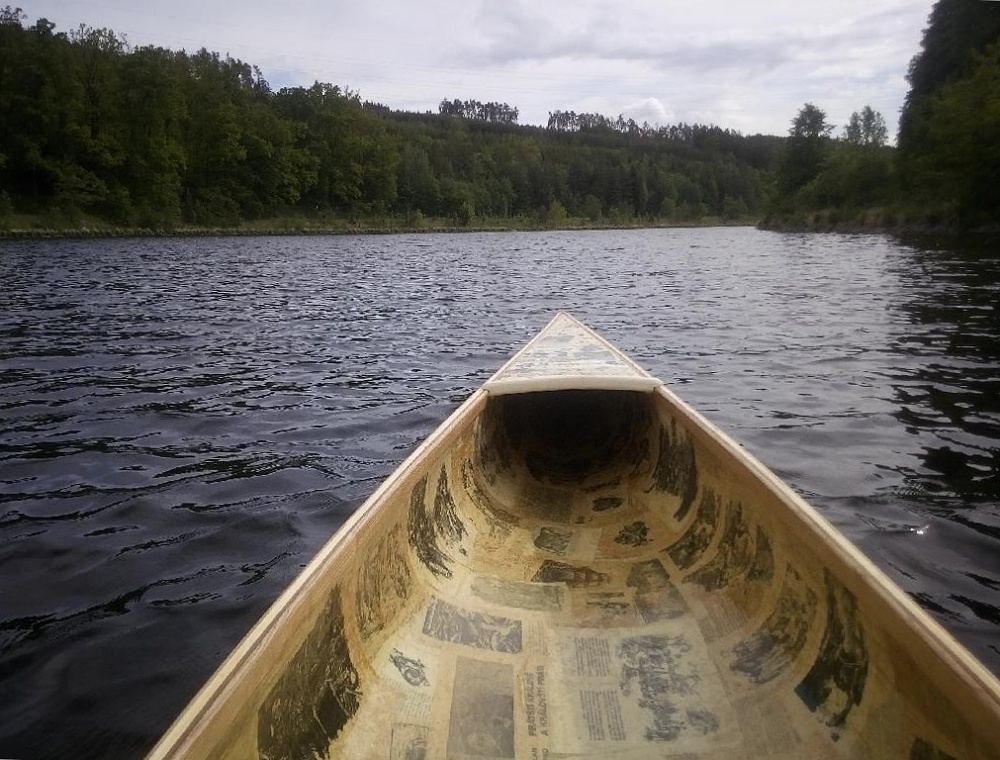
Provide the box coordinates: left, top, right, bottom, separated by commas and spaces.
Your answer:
1, 228, 998, 757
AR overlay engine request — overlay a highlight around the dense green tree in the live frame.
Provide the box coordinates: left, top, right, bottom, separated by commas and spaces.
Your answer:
1, 11, 74, 205
807, 142, 894, 211
897, 0, 1000, 227
396, 141, 439, 216
116, 46, 187, 225
900, 0, 1000, 130
778, 103, 833, 194
903, 42, 1000, 225
844, 106, 888, 147
181, 51, 253, 223
273, 83, 396, 216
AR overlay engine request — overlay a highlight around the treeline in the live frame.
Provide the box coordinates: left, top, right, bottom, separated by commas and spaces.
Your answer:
0, 6, 778, 230
547, 110, 648, 133
545, 110, 742, 145
766, 0, 1000, 230
381, 108, 779, 224
437, 99, 519, 124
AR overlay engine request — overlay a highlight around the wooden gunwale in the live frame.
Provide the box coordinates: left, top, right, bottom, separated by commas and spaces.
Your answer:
652, 381, 1000, 745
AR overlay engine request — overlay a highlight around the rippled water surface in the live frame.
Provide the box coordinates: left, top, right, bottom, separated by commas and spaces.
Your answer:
2, 229, 998, 758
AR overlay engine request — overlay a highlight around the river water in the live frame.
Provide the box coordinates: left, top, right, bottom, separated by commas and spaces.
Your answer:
1, 228, 998, 758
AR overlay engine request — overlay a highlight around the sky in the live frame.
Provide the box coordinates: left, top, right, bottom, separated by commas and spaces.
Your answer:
22, 0, 935, 138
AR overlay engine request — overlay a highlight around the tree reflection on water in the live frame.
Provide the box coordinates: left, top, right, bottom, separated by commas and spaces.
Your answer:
887, 234, 1000, 635
891, 235, 1000, 504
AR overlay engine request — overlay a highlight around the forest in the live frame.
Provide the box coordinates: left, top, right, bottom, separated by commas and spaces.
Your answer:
0, 0, 996, 233
0, 4, 780, 231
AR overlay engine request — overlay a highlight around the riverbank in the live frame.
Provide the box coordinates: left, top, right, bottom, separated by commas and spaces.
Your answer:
758, 206, 1000, 236
0, 211, 764, 240
6, 208, 994, 241
0, 217, 761, 240
6, 217, 995, 240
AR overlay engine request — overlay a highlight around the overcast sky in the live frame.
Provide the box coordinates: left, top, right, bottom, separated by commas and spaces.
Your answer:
24, 0, 935, 138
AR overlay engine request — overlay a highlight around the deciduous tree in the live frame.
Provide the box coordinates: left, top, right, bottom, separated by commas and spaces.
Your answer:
778, 103, 833, 193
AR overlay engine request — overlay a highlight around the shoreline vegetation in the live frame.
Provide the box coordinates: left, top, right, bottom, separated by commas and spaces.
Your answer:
758, 208, 1000, 236
5, 219, 998, 241
0, 214, 759, 240
1, 1, 996, 239
3, 208, 996, 240
4, 209, 998, 240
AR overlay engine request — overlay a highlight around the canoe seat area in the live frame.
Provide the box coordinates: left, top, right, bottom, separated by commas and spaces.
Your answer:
215, 390, 992, 760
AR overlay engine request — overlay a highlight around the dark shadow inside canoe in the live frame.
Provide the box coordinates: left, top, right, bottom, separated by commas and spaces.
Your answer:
484, 390, 649, 486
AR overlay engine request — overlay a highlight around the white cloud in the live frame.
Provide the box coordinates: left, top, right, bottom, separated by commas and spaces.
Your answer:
623, 98, 676, 126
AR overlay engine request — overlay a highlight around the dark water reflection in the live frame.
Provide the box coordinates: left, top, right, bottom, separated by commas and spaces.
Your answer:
1, 229, 998, 758
878, 236, 1000, 636
890, 237, 1000, 501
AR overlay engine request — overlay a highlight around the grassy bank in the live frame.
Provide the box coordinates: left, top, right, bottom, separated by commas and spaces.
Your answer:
757, 205, 1000, 235
0, 212, 759, 240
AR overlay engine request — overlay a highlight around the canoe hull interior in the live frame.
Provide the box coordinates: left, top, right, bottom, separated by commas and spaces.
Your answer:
150, 388, 1000, 760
